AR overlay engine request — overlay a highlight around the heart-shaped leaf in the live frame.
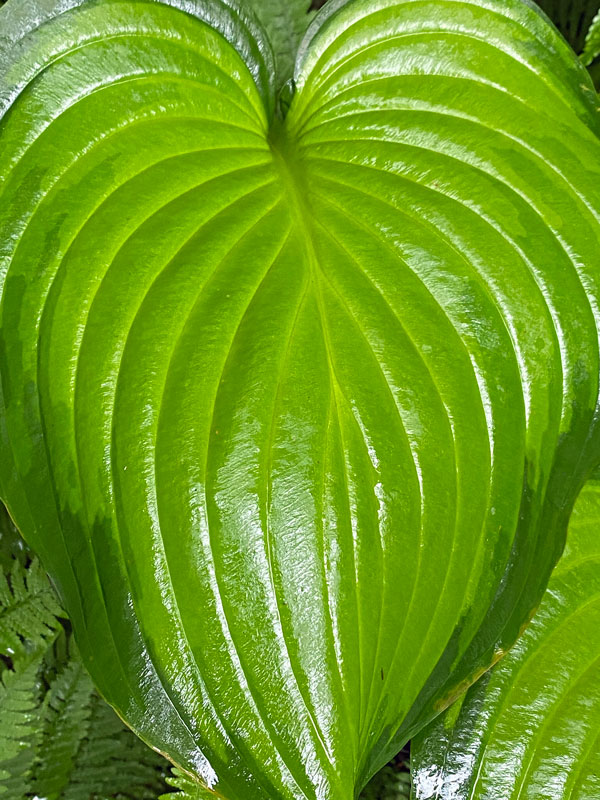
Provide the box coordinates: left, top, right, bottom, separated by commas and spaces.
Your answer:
411, 478, 600, 800
1, 1, 600, 798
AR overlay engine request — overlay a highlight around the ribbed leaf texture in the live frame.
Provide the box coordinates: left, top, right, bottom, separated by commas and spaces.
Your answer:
1, 1, 600, 799
161, 764, 414, 800
411, 479, 600, 799
0, 502, 410, 799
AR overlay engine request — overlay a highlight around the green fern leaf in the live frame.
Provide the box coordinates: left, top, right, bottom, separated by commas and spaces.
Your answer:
0, 557, 64, 659
0, 659, 42, 797
582, 8, 600, 64
62, 692, 167, 800
32, 660, 95, 800
0, 505, 168, 799
159, 767, 218, 799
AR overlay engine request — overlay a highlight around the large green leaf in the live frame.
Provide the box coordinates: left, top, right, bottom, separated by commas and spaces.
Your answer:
1, 1, 600, 798
411, 479, 600, 800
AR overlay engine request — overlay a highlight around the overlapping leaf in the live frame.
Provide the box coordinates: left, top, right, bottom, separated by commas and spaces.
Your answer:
1, 1, 600, 799
411, 479, 600, 800
245, 0, 316, 90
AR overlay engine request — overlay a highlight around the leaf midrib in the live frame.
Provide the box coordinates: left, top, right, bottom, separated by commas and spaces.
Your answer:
269, 122, 362, 790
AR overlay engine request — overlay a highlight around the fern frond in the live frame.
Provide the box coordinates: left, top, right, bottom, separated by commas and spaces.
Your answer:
160, 767, 219, 799
0, 556, 64, 659
0, 659, 42, 797
62, 692, 167, 800
582, 8, 600, 65
0, 507, 169, 799
32, 660, 95, 799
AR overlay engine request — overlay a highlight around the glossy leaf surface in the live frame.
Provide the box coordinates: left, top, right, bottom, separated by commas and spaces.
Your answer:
1, 1, 600, 799
411, 480, 600, 800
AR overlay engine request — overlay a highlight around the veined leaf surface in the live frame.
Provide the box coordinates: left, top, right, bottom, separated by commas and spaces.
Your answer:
1, 1, 600, 798
411, 479, 600, 800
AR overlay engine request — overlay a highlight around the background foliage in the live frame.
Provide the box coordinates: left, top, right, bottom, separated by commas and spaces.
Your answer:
0, 509, 170, 800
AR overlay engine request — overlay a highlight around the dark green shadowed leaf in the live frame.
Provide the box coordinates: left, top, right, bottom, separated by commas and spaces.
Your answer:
360, 757, 411, 800
536, 0, 600, 52
1, 1, 600, 799
245, 0, 316, 91
533, 2, 600, 86
0, 504, 26, 569
411, 479, 600, 799
588, 59, 600, 85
